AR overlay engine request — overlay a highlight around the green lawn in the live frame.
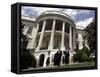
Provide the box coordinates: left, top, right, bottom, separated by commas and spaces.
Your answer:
22, 62, 95, 71
45, 62, 95, 69
57, 62, 95, 68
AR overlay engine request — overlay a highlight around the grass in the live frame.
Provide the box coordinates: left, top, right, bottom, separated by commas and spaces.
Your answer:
43, 62, 95, 69
59, 62, 95, 68
22, 62, 95, 71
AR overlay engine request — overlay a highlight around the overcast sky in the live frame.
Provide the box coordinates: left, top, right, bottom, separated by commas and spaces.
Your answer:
21, 6, 95, 29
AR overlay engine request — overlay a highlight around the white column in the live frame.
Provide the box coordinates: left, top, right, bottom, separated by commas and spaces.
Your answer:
69, 25, 73, 64
73, 28, 76, 49
43, 55, 48, 67
36, 20, 46, 51
23, 25, 29, 35
69, 25, 72, 50
27, 24, 39, 49
48, 19, 56, 50
32, 24, 39, 48
61, 21, 65, 50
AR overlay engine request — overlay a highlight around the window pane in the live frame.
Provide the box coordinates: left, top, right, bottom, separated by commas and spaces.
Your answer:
27, 26, 33, 34
38, 21, 43, 32
65, 23, 69, 33
55, 20, 62, 31
45, 19, 53, 31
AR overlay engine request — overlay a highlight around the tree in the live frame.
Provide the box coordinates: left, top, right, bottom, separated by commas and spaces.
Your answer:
20, 49, 36, 69
84, 19, 96, 53
20, 23, 36, 69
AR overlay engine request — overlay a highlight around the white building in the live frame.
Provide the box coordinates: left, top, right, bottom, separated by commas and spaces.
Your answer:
21, 10, 88, 67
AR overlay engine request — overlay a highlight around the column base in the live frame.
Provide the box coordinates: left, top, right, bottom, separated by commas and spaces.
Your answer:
43, 57, 47, 67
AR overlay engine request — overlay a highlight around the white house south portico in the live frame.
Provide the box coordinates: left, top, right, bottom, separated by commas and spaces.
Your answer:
22, 10, 81, 67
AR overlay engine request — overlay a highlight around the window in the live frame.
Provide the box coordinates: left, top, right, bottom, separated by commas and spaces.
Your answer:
76, 33, 78, 39
83, 42, 85, 47
53, 35, 61, 49
76, 43, 79, 49
82, 34, 84, 40
27, 26, 33, 34
55, 20, 62, 31
45, 19, 53, 31
65, 23, 69, 33
38, 21, 43, 32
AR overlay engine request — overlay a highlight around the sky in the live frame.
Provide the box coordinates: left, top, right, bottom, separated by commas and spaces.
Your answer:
21, 6, 95, 29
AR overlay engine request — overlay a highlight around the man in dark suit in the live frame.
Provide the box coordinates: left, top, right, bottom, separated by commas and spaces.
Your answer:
53, 49, 62, 66
64, 51, 70, 66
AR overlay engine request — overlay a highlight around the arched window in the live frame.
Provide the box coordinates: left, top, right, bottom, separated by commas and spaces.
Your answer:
38, 54, 45, 67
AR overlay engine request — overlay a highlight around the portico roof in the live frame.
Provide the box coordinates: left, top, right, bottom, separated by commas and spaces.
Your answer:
41, 10, 73, 21
36, 10, 75, 26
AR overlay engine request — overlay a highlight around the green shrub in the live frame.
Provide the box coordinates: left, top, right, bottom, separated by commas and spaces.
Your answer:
73, 51, 82, 62
79, 53, 89, 62
74, 48, 79, 52
73, 46, 90, 63
88, 57, 95, 62
81, 46, 90, 57
32, 55, 37, 68
20, 49, 35, 69
73, 54, 78, 62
